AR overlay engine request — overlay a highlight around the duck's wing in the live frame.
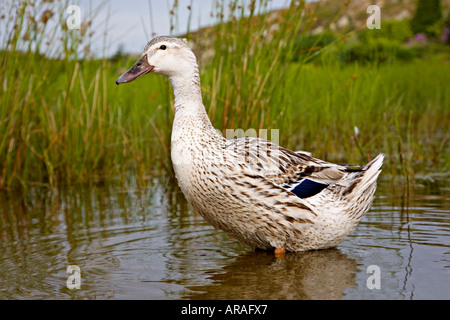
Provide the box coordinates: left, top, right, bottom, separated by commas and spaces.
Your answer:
224, 137, 356, 199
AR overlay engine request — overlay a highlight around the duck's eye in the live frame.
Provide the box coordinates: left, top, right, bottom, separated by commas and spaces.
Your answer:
160, 45, 167, 50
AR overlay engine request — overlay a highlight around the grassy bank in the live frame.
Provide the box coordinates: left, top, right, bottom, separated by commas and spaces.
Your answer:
285, 58, 450, 175
0, 0, 449, 190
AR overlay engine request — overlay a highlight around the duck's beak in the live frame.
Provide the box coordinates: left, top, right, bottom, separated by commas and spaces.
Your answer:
116, 54, 154, 85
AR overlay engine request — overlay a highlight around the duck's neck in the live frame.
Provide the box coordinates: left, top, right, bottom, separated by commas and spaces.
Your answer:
169, 69, 206, 117
168, 68, 220, 141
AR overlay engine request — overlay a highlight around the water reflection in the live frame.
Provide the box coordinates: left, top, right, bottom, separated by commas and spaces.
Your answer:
184, 249, 358, 300
0, 177, 449, 299
0, 181, 181, 299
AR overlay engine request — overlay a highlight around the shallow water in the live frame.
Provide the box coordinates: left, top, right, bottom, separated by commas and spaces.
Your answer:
0, 177, 449, 300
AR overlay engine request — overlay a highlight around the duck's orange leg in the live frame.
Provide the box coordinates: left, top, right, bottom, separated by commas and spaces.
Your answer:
274, 246, 286, 258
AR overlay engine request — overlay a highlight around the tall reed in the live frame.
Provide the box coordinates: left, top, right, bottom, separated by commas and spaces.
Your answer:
0, 0, 166, 189
194, 0, 314, 137
0, 0, 449, 191
189, 0, 449, 182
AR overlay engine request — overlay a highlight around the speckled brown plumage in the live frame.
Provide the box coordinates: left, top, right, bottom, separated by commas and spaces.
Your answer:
117, 36, 384, 252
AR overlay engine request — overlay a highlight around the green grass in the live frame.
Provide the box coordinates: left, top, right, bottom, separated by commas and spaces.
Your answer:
285, 58, 450, 166
0, 0, 449, 190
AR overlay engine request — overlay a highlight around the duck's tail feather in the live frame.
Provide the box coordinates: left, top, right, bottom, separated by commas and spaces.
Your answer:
340, 154, 384, 219
353, 154, 384, 193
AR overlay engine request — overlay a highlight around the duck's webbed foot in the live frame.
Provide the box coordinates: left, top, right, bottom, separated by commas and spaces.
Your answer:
274, 246, 286, 258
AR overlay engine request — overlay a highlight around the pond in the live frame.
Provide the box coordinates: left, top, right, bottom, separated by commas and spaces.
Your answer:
0, 176, 449, 300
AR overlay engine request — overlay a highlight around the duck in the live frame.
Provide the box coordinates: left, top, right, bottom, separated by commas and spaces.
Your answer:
116, 36, 384, 254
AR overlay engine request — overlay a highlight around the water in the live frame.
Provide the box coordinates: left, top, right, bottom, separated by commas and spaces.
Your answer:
0, 177, 449, 300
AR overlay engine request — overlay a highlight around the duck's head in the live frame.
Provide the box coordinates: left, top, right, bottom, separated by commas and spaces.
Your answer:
116, 36, 197, 85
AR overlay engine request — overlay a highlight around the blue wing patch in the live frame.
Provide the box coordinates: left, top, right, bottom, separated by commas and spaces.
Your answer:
290, 179, 328, 198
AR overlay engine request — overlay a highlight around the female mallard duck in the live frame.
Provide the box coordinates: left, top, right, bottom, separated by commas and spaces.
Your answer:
116, 36, 384, 254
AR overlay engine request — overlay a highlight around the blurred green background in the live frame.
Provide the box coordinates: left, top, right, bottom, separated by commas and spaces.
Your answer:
0, 0, 449, 190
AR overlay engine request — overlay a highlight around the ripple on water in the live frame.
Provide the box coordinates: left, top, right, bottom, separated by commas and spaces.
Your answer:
0, 180, 449, 299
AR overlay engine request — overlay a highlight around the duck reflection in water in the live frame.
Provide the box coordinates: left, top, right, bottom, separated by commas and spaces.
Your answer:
183, 248, 358, 300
